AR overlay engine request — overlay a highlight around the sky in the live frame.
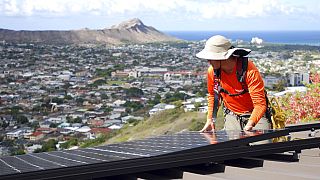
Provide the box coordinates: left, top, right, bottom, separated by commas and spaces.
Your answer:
1, 0, 320, 31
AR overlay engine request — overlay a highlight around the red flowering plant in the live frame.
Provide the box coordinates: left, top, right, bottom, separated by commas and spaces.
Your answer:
281, 73, 320, 124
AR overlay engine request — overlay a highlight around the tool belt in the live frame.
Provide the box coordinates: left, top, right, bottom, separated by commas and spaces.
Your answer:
224, 107, 271, 130
224, 108, 251, 130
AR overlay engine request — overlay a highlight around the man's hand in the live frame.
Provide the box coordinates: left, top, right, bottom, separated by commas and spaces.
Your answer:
244, 120, 255, 131
199, 120, 215, 132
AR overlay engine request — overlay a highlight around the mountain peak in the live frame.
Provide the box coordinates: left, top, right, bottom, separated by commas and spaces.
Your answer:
111, 18, 146, 30
0, 18, 180, 44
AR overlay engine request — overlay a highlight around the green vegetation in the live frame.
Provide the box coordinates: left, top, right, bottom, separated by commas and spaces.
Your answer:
60, 138, 78, 149
102, 107, 225, 145
90, 79, 106, 87
80, 134, 111, 148
96, 68, 112, 77
34, 139, 58, 153
125, 87, 144, 97
66, 116, 82, 124
147, 94, 161, 106
106, 80, 125, 85
124, 101, 143, 113
11, 148, 25, 156
51, 97, 64, 104
163, 92, 189, 104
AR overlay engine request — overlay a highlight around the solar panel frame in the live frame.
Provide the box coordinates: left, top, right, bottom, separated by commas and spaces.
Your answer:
2, 127, 317, 180
2, 136, 318, 180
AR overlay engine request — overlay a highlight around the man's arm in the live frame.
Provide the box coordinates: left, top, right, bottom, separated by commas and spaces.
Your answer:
200, 66, 219, 132
245, 61, 267, 130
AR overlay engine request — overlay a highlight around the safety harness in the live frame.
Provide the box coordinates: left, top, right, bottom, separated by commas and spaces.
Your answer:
211, 57, 249, 124
211, 58, 287, 135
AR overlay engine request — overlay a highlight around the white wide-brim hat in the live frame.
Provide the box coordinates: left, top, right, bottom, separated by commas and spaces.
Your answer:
196, 35, 251, 60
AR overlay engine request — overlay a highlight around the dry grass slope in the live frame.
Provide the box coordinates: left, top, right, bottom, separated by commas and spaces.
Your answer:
102, 107, 225, 145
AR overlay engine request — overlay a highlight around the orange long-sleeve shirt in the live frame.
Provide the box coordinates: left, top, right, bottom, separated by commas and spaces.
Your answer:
207, 60, 266, 124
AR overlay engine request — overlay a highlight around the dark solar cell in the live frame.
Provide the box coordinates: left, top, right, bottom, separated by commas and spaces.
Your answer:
81, 147, 140, 159
0, 158, 20, 175
18, 154, 63, 169
67, 149, 124, 162
47, 151, 103, 164
32, 152, 84, 167
0, 156, 42, 173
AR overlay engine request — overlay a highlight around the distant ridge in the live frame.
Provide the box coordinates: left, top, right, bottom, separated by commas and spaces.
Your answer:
0, 18, 180, 44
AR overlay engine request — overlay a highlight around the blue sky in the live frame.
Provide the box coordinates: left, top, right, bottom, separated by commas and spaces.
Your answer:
1, 0, 320, 31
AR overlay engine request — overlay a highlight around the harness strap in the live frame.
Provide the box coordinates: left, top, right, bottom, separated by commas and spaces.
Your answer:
212, 70, 221, 123
214, 57, 249, 96
212, 57, 249, 123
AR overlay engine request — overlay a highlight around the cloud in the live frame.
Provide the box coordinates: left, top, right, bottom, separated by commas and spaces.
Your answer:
0, 0, 315, 20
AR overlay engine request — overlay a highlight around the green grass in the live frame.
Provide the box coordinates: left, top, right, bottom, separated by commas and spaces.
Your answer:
101, 106, 225, 145
107, 80, 125, 85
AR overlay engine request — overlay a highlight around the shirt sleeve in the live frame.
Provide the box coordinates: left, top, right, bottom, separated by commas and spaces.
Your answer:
246, 61, 267, 124
207, 66, 214, 121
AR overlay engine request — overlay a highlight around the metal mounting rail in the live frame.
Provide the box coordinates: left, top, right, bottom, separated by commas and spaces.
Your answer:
286, 122, 320, 132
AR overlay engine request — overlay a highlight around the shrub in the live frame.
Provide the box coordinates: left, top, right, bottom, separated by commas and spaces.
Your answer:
281, 73, 320, 124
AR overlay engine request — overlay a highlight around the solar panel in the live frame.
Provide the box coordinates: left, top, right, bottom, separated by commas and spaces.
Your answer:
0, 129, 289, 179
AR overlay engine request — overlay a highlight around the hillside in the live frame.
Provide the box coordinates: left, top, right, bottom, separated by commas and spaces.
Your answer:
0, 18, 180, 45
102, 108, 224, 145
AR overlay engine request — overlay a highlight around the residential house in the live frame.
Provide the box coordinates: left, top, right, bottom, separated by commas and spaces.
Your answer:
273, 86, 308, 97
198, 106, 208, 113
184, 104, 196, 112
26, 144, 42, 153
112, 100, 126, 107
263, 75, 282, 89
288, 72, 310, 86
90, 128, 111, 139
108, 124, 123, 130
88, 119, 104, 127
29, 132, 44, 141
47, 117, 64, 124
39, 121, 52, 128
121, 115, 144, 123
6, 129, 24, 140
149, 103, 176, 115
36, 127, 54, 134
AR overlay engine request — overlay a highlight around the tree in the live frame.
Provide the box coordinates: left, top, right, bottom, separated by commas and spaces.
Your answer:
73, 117, 82, 123
60, 138, 78, 149
11, 148, 25, 156
302, 54, 313, 61
103, 106, 113, 114
49, 123, 58, 128
10, 106, 22, 116
52, 97, 63, 104
64, 95, 73, 100
29, 122, 40, 131
1, 121, 9, 129
148, 94, 161, 106
172, 100, 183, 108
92, 79, 106, 86
164, 92, 188, 103
273, 80, 286, 92
76, 98, 84, 105
16, 115, 28, 124
124, 101, 143, 112
41, 139, 58, 152
125, 87, 144, 97
194, 102, 202, 111
101, 94, 109, 100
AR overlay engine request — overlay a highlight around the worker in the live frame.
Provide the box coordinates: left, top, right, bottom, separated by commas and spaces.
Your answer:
196, 35, 271, 132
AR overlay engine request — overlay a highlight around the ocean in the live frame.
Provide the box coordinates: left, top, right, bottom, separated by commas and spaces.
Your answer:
164, 31, 320, 46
